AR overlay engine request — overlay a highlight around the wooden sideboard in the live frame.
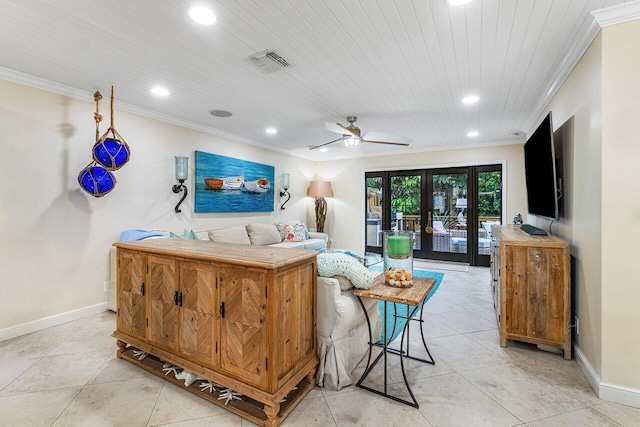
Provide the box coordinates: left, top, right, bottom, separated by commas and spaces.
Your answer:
490, 225, 572, 360
112, 238, 318, 426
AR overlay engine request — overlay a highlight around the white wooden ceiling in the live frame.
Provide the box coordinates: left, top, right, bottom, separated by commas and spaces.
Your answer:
0, 0, 628, 159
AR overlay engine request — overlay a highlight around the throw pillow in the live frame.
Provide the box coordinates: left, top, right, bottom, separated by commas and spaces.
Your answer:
170, 229, 199, 239
208, 226, 251, 245
246, 223, 282, 246
317, 253, 375, 289
275, 219, 304, 241
284, 223, 306, 242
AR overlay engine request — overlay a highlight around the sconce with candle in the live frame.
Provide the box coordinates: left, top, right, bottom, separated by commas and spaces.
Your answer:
172, 156, 188, 213
279, 173, 291, 210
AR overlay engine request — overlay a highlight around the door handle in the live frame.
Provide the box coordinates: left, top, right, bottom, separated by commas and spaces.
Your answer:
425, 211, 433, 234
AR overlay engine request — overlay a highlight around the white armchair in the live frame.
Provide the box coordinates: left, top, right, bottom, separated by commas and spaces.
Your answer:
316, 276, 382, 390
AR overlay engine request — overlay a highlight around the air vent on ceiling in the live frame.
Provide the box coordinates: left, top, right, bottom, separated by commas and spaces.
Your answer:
244, 49, 293, 74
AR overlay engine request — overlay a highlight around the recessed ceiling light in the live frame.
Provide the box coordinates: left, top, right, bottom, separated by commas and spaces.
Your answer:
266, 127, 277, 135
462, 95, 479, 104
189, 6, 216, 25
320, 148, 328, 153
448, 0, 473, 5
209, 109, 232, 117
151, 87, 169, 96
467, 131, 479, 137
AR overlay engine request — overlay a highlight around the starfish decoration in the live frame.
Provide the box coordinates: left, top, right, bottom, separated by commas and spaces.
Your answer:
175, 370, 205, 387
218, 388, 242, 405
132, 350, 148, 361
199, 381, 224, 393
162, 362, 180, 377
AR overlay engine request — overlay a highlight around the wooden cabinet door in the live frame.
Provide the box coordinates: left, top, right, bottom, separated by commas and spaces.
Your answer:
503, 246, 565, 343
148, 255, 179, 351
219, 266, 267, 388
179, 261, 217, 368
117, 249, 146, 340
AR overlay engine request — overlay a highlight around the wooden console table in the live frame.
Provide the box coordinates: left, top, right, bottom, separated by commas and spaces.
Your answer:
112, 238, 318, 426
490, 225, 572, 359
354, 275, 436, 408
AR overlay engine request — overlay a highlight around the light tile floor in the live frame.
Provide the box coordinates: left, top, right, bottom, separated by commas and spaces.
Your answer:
2, 267, 639, 426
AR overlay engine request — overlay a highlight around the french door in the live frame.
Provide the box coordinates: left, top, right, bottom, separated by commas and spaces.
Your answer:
365, 165, 502, 266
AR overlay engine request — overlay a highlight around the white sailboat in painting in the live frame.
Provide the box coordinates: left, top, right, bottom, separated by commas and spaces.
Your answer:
242, 178, 270, 193
204, 176, 244, 190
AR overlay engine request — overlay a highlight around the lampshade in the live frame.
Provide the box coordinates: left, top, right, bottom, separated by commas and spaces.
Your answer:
281, 173, 290, 190
307, 181, 333, 198
175, 156, 188, 181
344, 137, 360, 148
455, 198, 467, 209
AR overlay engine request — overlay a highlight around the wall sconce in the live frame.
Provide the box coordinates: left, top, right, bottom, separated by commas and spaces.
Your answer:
279, 173, 291, 210
307, 180, 333, 232
172, 156, 188, 213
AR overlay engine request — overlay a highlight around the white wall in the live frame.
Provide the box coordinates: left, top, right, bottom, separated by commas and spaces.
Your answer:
314, 144, 527, 251
529, 34, 604, 382
601, 19, 640, 391
0, 79, 314, 330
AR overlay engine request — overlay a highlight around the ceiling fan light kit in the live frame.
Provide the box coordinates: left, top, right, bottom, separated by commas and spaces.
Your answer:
310, 116, 412, 150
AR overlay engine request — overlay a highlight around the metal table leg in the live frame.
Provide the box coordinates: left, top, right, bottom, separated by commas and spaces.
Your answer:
356, 297, 433, 408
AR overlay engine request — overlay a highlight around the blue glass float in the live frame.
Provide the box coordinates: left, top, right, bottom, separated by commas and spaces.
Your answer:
78, 164, 116, 197
92, 137, 130, 170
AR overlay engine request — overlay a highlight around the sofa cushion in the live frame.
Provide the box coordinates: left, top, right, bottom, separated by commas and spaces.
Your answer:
302, 239, 326, 252
246, 223, 282, 246
170, 229, 199, 239
275, 219, 301, 240
284, 223, 306, 242
317, 253, 375, 289
208, 226, 251, 245
333, 275, 352, 291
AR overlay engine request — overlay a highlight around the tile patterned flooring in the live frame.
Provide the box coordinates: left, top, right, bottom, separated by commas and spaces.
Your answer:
1, 267, 639, 426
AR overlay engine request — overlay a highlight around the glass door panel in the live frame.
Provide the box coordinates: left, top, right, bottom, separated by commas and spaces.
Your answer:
476, 167, 502, 266
426, 170, 469, 261
365, 175, 383, 249
390, 173, 422, 250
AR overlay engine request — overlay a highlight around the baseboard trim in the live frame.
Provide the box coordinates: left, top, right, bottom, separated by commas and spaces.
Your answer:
574, 344, 602, 396
0, 302, 107, 342
600, 382, 640, 409
574, 344, 640, 409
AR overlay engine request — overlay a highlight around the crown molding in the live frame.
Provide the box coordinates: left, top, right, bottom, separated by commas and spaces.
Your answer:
0, 66, 307, 160
592, 0, 640, 28
524, 18, 602, 133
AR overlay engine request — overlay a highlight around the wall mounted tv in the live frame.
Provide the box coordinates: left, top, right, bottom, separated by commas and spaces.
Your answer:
524, 112, 560, 221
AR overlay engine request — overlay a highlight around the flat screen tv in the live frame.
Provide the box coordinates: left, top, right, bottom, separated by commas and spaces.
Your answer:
524, 112, 559, 220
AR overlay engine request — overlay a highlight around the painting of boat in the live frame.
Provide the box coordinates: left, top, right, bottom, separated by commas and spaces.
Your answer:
242, 178, 270, 193
195, 151, 274, 213
204, 176, 244, 190
204, 178, 223, 190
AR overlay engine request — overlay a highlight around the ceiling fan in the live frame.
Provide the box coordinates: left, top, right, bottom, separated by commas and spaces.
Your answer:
309, 116, 412, 150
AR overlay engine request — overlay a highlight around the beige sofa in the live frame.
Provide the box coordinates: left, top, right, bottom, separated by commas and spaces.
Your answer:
316, 276, 381, 390
107, 222, 328, 311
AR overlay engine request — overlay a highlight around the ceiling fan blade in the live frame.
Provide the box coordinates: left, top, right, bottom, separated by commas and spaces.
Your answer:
324, 121, 356, 136
309, 136, 344, 150
362, 139, 410, 146
361, 131, 412, 145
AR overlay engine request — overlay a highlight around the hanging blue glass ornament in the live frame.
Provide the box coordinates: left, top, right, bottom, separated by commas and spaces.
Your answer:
78, 163, 117, 197
92, 137, 130, 170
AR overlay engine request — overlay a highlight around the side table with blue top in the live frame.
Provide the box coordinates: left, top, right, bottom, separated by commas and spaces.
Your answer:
353, 274, 436, 408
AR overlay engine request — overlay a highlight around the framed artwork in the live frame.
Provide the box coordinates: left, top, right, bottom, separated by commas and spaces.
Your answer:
194, 151, 275, 213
